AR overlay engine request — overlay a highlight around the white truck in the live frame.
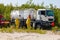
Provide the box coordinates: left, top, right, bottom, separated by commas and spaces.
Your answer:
10, 9, 55, 29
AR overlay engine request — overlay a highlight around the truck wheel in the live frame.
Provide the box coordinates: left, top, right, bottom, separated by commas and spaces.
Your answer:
34, 25, 37, 30
37, 25, 41, 29
47, 26, 52, 30
34, 24, 41, 30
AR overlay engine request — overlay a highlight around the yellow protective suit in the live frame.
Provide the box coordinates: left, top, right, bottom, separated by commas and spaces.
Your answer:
15, 18, 20, 29
26, 17, 31, 30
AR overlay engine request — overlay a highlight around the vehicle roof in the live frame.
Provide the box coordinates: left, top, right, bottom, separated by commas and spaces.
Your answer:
38, 9, 51, 11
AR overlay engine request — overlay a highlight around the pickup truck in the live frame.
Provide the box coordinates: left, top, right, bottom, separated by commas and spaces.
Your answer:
0, 15, 10, 28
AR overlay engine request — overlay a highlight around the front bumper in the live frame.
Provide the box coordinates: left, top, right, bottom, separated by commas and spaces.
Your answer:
41, 21, 53, 27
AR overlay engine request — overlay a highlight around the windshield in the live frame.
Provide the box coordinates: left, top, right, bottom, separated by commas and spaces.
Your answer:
46, 10, 54, 16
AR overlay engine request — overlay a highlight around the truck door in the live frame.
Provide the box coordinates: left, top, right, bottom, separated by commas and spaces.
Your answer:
40, 10, 48, 21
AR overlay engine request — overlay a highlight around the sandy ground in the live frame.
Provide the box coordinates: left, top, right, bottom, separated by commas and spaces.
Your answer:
0, 31, 60, 40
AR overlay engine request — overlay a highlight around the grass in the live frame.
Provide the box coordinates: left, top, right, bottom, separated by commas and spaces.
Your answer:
1, 25, 60, 34
52, 26, 58, 32
0, 25, 46, 34
51, 26, 60, 34
2, 25, 60, 34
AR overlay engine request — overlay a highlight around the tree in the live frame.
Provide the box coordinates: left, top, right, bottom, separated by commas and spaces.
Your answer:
50, 4, 54, 9
0, 4, 5, 14
4, 4, 13, 20
40, 2, 45, 9
27, 0, 33, 5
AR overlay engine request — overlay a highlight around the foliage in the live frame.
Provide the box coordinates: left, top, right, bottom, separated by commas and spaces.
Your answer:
0, 27, 46, 34
0, 4, 5, 14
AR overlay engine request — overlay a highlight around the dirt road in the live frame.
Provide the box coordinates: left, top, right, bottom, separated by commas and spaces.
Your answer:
0, 31, 60, 40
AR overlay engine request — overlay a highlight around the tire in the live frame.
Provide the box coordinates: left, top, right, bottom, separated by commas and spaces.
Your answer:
47, 26, 52, 30
34, 24, 37, 30
37, 24, 41, 29
34, 23, 41, 29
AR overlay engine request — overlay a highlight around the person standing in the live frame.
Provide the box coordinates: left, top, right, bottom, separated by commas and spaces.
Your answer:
15, 18, 20, 29
26, 15, 31, 30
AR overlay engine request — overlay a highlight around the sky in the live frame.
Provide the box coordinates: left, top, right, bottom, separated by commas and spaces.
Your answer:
0, 0, 60, 8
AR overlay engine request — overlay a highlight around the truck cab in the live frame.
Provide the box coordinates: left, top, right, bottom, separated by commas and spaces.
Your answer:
34, 9, 55, 29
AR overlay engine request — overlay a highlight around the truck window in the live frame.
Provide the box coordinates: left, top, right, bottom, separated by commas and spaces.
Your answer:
46, 10, 54, 16
41, 11, 45, 15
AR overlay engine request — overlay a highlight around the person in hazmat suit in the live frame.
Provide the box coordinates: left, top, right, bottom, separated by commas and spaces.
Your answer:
15, 18, 20, 29
26, 15, 31, 30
